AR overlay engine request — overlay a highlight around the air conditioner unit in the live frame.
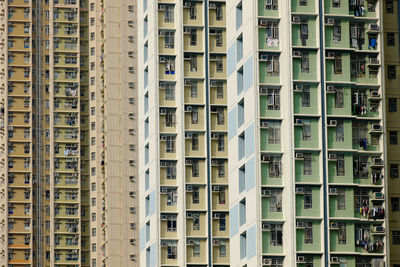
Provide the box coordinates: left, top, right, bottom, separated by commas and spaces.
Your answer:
158, 30, 166, 36
293, 51, 301, 57
295, 152, 304, 159
160, 135, 167, 141
185, 106, 192, 112
213, 213, 220, 219
209, 3, 217, 9
373, 192, 384, 200
161, 187, 168, 193
212, 186, 220, 191
295, 187, 304, 194
369, 24, 379, 31
187, 239, 194, 245
209, 29, 217, 35
292, 16, 301, 23
370, 90, 380, 97
326, 52, 336, 58
185, 133, 193, 139
369, 57, 379, 65
261, 121, 269, 128
183, 28, 191, 34
187, 212, 193, 218
185, 160, 193, 165
259, 19, 268, 26
262, 223, 272, 230
330, 257, 339, 263
262, 189, 271, 197
159, 108, 167, 115
328, 120, 337, 127
184, 54, 191, 60
295, 119, 303, 126
330, 222, 339, 229
184, 80, 192, 86
186, 184, 193, 191
183, 2, 191, 8
158, 4, 166, 10
371, 124, 382, 132
328, 153, 337, 160
325, 18, 335, 25
259, 87, 268, 94
297, 256, 305, 262
159, 56, 166, 63
161, 240, 168, 247
211, 133, 219, 139
329, 188, 338, 195
211, 160, 219, 166
327, 85, 335, 91
160, 215, 168, 220
263, 258, 272, 265
210, 80, 218, 87
261, 155, 271, 162
260, 54, 268, 60
294, 84, 303, 92
212, 239, 220, 246
373, 226, 385, 233
296, 222, 305, 228
372, 158, 383, 165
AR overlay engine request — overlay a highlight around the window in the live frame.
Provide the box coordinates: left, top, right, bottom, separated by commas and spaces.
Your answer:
392, 197, 400, 212
265, 21, 279, 41
239, 198, 246, 226
266, 0, 278, 10
193, 240, 200, 257
336, 121, 344, 142
386, 0, 394, 13
270, 224, 283, 246
268, 121, 281, 144
302, 87, 310, 107
391, 164, 399, 178
387, 32, 395, 46
190, 81, 198, 98
165, 83, 175, 100
166, 163, 176, 179
192, 161, 199, 177
190, 55, 197, 72
190, 5, 197, 19
304, 187, 312, 209
236, 2, 242, 30
217, 108, 224, 125
219, 242, 227, 257
167, 241, 177, 259
167, 216, 177, 232
266, 88, 280, 110
301, 52, 310, 73
338, 223, 346, 244
219, 189, 226, 204
393, 231, 400, 245
302, 120, 311, 141
165, 136, 176, 153
390, 131, 398, 145
216, 3, 223, 21
304, 222, 313, 244
218, 135, 225, 151
219, 214, 226, 230
237, 68, 243, 94
389, 98, 397, 112
164, 5, 174, 23
388, 65, 396, 79
333, 20, 341, 42
193, 215, 200, 230
240, 232, 247, 259
217, 84, 224, 98
216, 57, 223, 72
300, 20, 309, 46
337, 188, 346, 210
334, 53, 342, 74
350, 54, 366, 77
166, 191, 177, 206
190, 29, 197, 46
335, 87, 344, 108
191, 108, 198, 124
192, 134, 199, 151
337, 154, 345, 176
218, 161, 225, 177
192, 187, 199, 204
269, 190, 282, 212
266, 55, 279, 76
269, 156, 282, 178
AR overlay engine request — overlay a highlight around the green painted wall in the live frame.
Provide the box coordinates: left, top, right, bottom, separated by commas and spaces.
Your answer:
326, 87, 352, 116
327, 154, 353, 183
262, 197, 283, 220
296, 186, 321, 217
326, 52, 352, 82
260, 95, 281, 118
292, 51, 318, 81
295, 152, 320, 183
296, 221, 322, 252
258, 0, 279, 17
293, 85, 319, 115
292, 19, 317, 47
261, 163, 282, 186
329, 188, 355, 218
327, 120, 352, 149
294, 118, 320, 149
329, 223, 356, 252
259, 28, 280, 51
262, 231, 284, 254
259, 62, 280, 84
260, 129, 281, 152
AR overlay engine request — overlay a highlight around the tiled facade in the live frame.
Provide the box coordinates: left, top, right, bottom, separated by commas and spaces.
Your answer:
0, 0, 138, 266
227, 0, 389, 266
137, 1, 229, 266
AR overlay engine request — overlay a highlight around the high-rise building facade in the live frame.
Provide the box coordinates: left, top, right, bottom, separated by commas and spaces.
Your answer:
0, 0, 138, 266
227, 0, 389, 266
137, 1, 229, 266
383, 0, 400, 266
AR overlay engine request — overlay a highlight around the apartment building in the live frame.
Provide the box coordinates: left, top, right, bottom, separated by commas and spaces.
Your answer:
1, 0, 138, 266
227, 0, 389, 266
137, 1, 229, 266
383, 0, 400, 266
